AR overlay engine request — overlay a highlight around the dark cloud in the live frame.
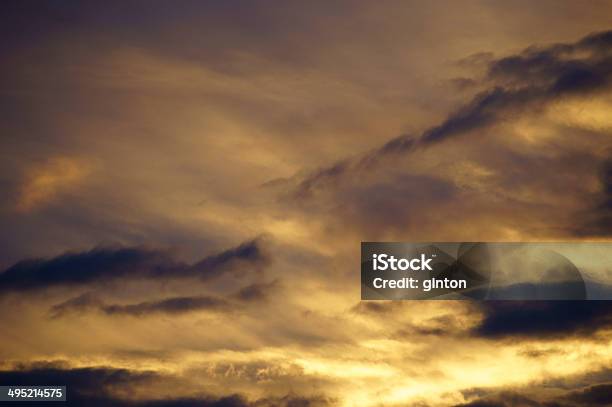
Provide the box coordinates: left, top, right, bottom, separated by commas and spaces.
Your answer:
474, 301, 612, 339
457, 382, 612, 407
455, 391, 540, 407
291, 85, 538, 197
0, 364, 333, 407
413, 87, 533, 146
0, 363, 157, 406
0, 238, 269, 293
291, 29, 612, 198
187, 240, 270, 281
0, 362, 156, 389
572, 154, 612, 236
488, 30, 612, 91
564, 383, 612, 405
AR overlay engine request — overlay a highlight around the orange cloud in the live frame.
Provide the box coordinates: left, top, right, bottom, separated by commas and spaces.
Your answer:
16, 157, 91, 213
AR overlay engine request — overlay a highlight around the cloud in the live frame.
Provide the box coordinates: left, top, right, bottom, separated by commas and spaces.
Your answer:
1, 5, 612, 406
0, 363, 157, 405
290, 29, 612, 198
0, 364, 333, 407
306, 173, 458, 235
15, 157, 92, 213
473, 301, 612, 339
456, 382, 612, 407
352, 302, 470, 338
565, 383, 612, 405
350, 301, 407, 315
0, 238, 269, 293
49, 280, 277, 318
48, 292, 104, 317
572, 153, 612, 236
49, 293, 233, 318
488, 30, 612, 91
455, 391, 540, 407
232, 280, 280, 302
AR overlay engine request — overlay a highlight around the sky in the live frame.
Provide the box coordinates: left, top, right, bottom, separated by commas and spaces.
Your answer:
1, 1, 612, 406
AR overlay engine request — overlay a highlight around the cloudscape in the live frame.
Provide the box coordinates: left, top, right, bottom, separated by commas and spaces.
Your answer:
1, 1, 612, 406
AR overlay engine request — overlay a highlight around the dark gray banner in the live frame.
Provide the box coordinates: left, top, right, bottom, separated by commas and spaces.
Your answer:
361, 242, 612, 300
0, 386, 66, 402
